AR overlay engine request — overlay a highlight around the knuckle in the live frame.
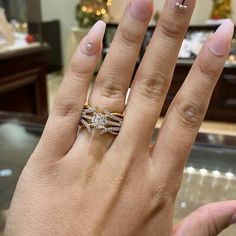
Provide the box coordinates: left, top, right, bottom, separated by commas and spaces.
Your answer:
54, 98, 79, 118
97, 74, 125, 100
136, 69, 169, 102
174, 99, 206, 129
158, 18, 185, 39
148, 183, 170, 213
69, 62, 90, 82
197, 59, 220, 80
118, 24, 142, 47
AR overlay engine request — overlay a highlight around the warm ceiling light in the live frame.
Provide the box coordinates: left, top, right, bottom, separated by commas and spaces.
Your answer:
107, 0, 112, 6
82, 6, 87, 12
101, 8, 106, 14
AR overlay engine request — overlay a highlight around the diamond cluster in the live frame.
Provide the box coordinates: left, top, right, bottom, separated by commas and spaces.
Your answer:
91, 113, 107, 129
80, 106, 123, 135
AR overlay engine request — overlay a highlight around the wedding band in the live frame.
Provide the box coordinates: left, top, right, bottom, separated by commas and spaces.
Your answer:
79, 105, 123, 136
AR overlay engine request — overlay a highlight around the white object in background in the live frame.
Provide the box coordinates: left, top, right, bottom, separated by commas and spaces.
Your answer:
178, 39, 191, 58
206, 19, 230, 25
190, 37, 204, 56
0, 7, 14, 45
0, 30, 42, 54
0, 41, 41, 54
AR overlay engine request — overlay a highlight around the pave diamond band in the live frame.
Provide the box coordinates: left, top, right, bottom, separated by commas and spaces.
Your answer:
79, 105, 123, 135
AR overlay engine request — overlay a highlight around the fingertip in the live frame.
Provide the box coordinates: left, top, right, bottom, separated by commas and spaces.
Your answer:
217, 19, 234, 40
91, 20, 106, 39
208, 19, 234, 57
80, 20, 106, 56
129, 0, 154, 21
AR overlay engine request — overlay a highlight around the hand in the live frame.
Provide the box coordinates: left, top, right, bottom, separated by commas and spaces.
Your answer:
4, 0, 235, 235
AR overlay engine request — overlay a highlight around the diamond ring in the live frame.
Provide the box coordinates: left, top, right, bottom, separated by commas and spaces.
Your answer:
79, 105, 123, 136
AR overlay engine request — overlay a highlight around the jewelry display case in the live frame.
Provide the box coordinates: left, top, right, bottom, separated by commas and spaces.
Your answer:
103, 24, 236, 122
143, 25, 236, 122
0, 0, 50, 117
0, 0, 43, 52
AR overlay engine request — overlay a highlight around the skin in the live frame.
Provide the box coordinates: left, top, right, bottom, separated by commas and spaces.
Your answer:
4, 0, 236, 235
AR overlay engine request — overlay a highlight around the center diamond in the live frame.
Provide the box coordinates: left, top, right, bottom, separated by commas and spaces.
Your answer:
92, 113, 107, 129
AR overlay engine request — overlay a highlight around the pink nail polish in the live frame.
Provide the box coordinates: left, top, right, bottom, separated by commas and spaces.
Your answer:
208, 19, 234, 57
81, 20, 106, 56
129, 0, 153, 21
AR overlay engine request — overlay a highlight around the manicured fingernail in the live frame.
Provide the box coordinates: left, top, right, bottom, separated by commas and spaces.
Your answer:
129, 0, 153, 21
208, 19, 234, 57
81, 20, 106, 56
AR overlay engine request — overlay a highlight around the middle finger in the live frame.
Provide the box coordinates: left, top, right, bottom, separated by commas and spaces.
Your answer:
118, 0, 196, 149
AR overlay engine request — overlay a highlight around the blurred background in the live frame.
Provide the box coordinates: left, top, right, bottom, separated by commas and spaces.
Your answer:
0, 0, 236, 235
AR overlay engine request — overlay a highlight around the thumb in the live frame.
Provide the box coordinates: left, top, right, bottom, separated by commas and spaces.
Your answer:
172, 201, 236, 236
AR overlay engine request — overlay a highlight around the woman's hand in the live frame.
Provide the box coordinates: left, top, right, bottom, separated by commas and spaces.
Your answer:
4, 0, 235, 235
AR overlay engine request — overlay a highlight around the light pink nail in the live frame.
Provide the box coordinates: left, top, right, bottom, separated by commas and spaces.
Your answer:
208, 19, 234, 57
129, 0, 153, 21
81, 20, 106, 56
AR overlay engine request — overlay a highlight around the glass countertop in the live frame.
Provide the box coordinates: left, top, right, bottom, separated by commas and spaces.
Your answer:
0, 112, 236, 235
